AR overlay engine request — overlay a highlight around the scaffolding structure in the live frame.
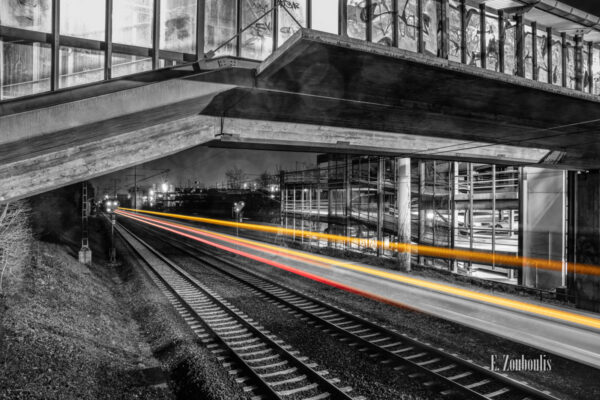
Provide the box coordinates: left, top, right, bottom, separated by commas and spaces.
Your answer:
281, 155, 521, 282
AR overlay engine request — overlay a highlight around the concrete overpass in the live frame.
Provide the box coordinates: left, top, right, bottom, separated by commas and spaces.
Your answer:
3, 29, 600, 204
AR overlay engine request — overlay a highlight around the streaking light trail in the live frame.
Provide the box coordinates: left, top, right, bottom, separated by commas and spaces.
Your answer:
118, 208, 600, 277
116, 209, 600, 331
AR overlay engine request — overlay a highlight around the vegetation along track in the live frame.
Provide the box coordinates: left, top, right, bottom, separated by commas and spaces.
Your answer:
128, 219, 563, 400
115, 222, 360, 400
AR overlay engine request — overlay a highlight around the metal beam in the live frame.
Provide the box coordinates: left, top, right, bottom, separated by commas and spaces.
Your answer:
51, 0, 60, 91
480, 3, 486, 69
152, 0, 161, 69
498, 11, 505, 73
440, 0, 450, 59
196, 0, 206, 60
460, 0, 467, 63
532, 21, 537, 81
515, 14, 525, 77
547, 27, 553, 83
105, 0, 113, 80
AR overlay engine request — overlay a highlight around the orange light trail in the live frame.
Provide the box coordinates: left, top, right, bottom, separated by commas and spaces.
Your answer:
116, 209, 600, 331
118, 207, 600, 277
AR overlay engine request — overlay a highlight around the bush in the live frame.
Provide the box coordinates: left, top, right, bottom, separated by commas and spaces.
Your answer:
0, 201, 32, 295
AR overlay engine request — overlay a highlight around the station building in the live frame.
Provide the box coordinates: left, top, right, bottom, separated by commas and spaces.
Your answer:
2, 0, 600, 311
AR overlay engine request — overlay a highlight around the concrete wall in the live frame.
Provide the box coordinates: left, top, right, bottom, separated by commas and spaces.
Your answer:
521, 167, 566, 290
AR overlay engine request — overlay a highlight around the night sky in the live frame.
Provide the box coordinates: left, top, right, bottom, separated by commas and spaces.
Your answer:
91, 147, 316, 196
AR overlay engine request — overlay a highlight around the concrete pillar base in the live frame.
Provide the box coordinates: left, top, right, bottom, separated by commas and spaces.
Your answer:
78, 246, 92, 265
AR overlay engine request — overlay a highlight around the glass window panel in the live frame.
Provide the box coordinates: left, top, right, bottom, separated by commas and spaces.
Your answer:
372, 0, 393, 46
536, 29, 548, 83
465, 5, 480, 67
485, 11, 499, 72
503, 19, 515, 75
241, 0, 272, 60
524, 25, 532, 79
59, 46, 104, 88
205, 0, 237, 56
159, 58, 185, 67
278, 0, 306, 46
448, 0, 461, 61
565, 37, 575, 89
60, 0, 106, 40
347, 0, 367, 40
311, 0, 338, 34
0, 0, 52, 32
113, 0, 153, 47
593, 47, 600, 95
422, 0, 438, 56
1, 39, 51, 100
160, 0, 197, 53
583, 45, 590, 92
111, 53, 152, 77
398, 0, 418, 52
551, 34, 562, 86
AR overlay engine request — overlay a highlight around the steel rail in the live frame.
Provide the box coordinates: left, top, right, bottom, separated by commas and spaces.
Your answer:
115, 221, 357, 400
142, 223, 562, 400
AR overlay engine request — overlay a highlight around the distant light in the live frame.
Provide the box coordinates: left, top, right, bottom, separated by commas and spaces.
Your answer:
149, 189, 154, 196
161, 183, 168, 193
270, 194, 275, 199
426, 211, 434, 220
104, 194, 109, 200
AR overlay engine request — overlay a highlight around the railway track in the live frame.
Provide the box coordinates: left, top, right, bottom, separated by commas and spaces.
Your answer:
128, 220, 563, 400
115, 222, 360, 400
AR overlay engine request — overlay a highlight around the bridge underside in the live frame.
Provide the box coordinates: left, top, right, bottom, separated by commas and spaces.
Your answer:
2, 29, 600, 203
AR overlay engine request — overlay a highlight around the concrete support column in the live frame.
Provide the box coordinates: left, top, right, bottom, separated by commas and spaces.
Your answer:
377, 157, 384, 257
521, 167, 567, 290
396, 158, 411, 271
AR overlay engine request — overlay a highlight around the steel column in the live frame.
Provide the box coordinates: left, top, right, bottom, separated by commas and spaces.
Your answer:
152, 0, 161, 68
196, 0, 206, 59
479, 3, 486, 69
105, 0, 113, 80
515, 14, 524, 77
498, 10, 505, 73
547, 27, 553, 83
51, 0, 60, 90
575, 34, 583, 91
531, 22, 537, 80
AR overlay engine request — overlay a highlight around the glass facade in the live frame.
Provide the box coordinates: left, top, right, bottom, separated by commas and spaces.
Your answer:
503, 18, 516, 75
347, 0, 367, 40
311, 0, 338, 34
0, 39, 51, 100
448, 0, 461, 62
111, 53, 153, 77
113, 0, 154, 48
485, 11, 499, 72
372, 0, 394, 46
551, 34, 563, 85
61, 0, 106, 40
204, 0, 237, 56
464, 4, 480, 67
59, 46, 104, 88
398, 0, 418, 52
282, 156, 520, 282
241, 0, 273, 60
277, 0, 307, 46
524, 24, 533, 79
1, 1, 599, 99
536, 28, 548, 83
0, 0, 52, 33
565, 37, 575, 89
160, 0, 197, 53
